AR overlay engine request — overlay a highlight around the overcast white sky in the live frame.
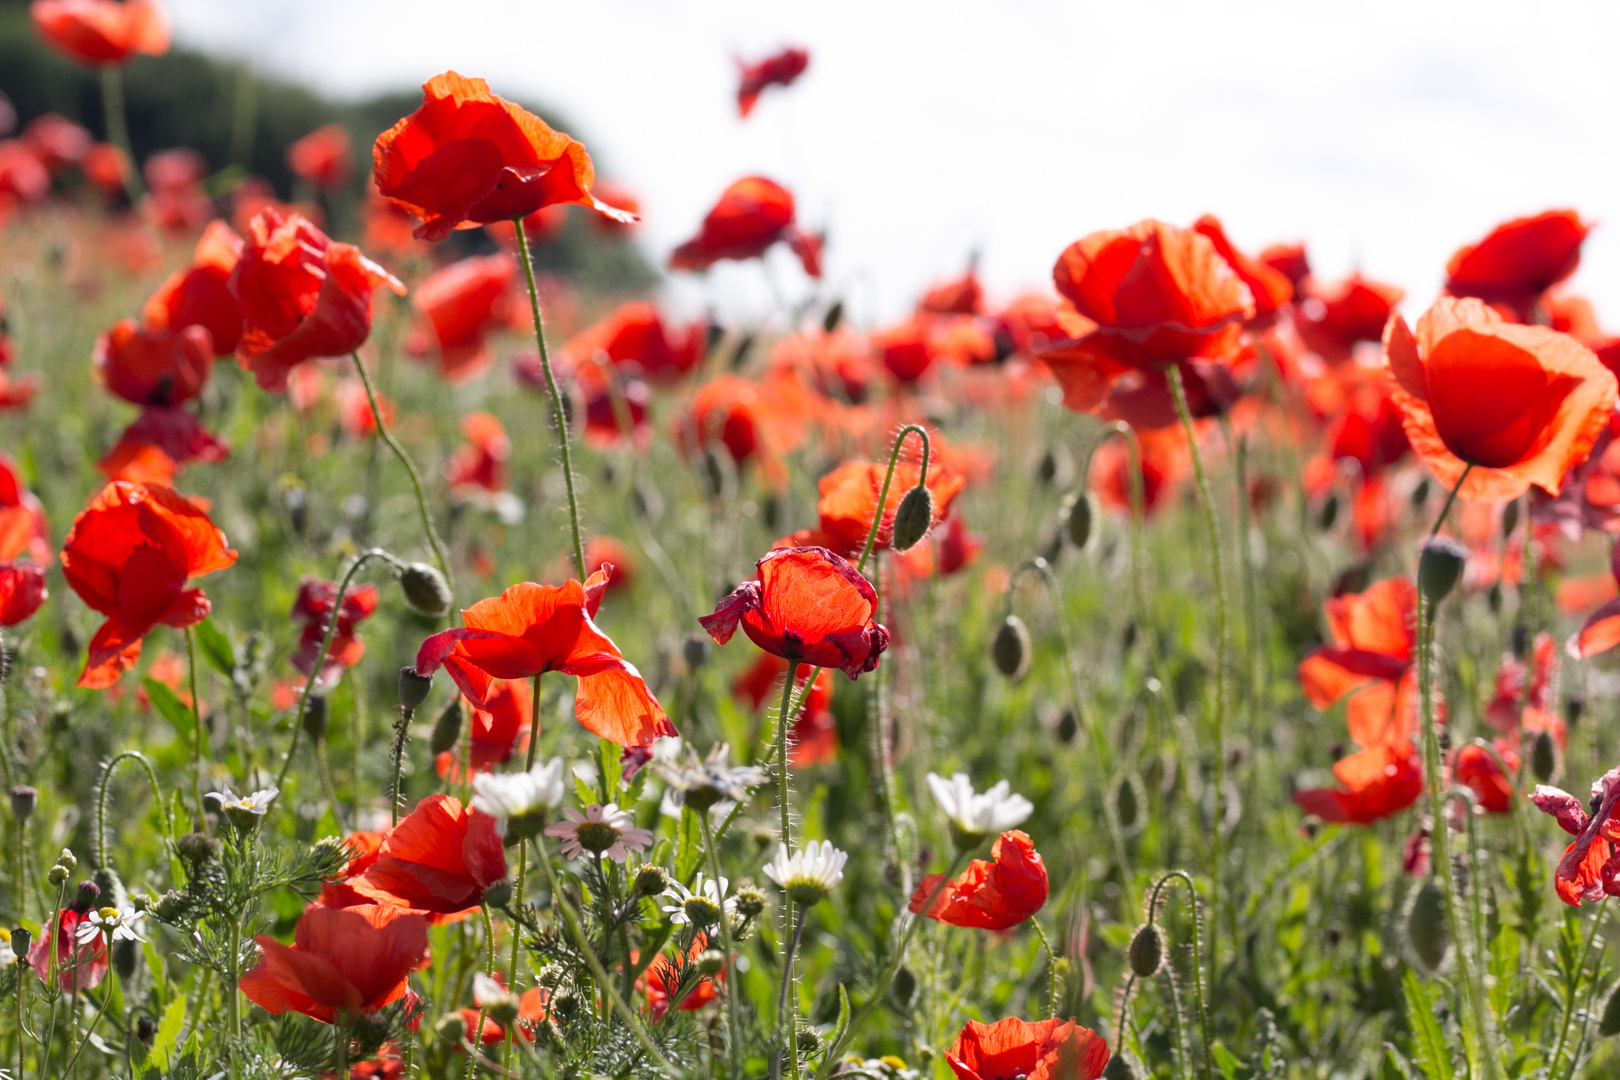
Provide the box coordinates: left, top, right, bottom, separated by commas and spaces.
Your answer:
171, 0, 1620, 326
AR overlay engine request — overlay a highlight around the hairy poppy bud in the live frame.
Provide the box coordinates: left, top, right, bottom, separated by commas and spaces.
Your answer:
434, 1012, 467, 1046
1115, 776, 1140, 831
1318, 493, 1339, 531
399, 562, 453, 618
891, 485, 934, 552
1406, 878, 1449, 974
1036, 448, 1059, 485
632, 864, 670, 900
1065, 491, 1095, 550
1057, 708, 1078, 745
113, 936, 139, 982
1532, 730, 1557, 784
1128, 923, 1164, 978
398, 666, 433, 713
1418, 537, 1468, 603
486, 992, 521, 1026
1103, 1054, 1145, 1080
823, 299, 844, 334
9, 785, 35, 822
696, 949, 725, 977
301, 695, 329, 741
482, 878, 513, 910
429, 698, 463, 756
93, 866, 124, 908
176, 831, 220, 866
1501, 498, 1520, 539
682, 634, 710, 672
1411, 477, 1431, 508
992, 615, 1030, 681
9, 928, 28, 961
74, 880, 100, 913
1601, 982, 1620, 1037
1567, 694, 1586, 729
893, 966, 917, 1008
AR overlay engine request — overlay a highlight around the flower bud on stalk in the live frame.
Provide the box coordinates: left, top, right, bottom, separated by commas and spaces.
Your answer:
891, 484, 934, 552
398, 666, 433, 713
1417, 537, 1469, 604
992, 615, 1031, 681
1406, 877, 1450, 974
1532, 730, 1557, 784
9, 785, 35, 822
1065, 490, 1095, 550
301, 695, 329, 741
399, 562, 453, 618
429, 698, 463, 756
9, 928, 29, 961
1600, 982, 1620, 1037
1128, 923, 1164, 978
696, 949, 725, 977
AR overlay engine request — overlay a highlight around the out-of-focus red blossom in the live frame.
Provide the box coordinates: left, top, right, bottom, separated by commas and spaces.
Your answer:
815, 457, 964, 556
435, 677, 531, 780
80, 141, 128, 195
1193, 215, 1292, 325
1298, 577, 1417, 750
874, 317, 937, 383
139, 147, 213, 232
29, 907, 106, 991
0, 561, 46, 627
60, 480, 236, 688
291, 578, 379, 689
1384, 296, 1617, 503
0, 140, 50, 204
373, 71, 636, 243
287, 124, 353, 190
407, 253, 514, 383
1532, 766, 1620, 906
1294, 739, 1423, 825
452, 987, 549, 1048
1547, 293, 1620, 382
1487, 632, 1564, 750
677, 373, 804, 484
920, 267, 984, 316
22, 114, 90, 173
230, 176, 320, 235
936, 514, 985, 575
0, 457, 50, 564
945, 1016, 1110, 1080
1259, 241, 1310, 292
1094, 359, 1243, 431
584, 536, 634, 595
346, 1051, 407, 1079
416, 571, 674, 747
641, 933, 720, 1021
669, 176, 821, 278
239, 903, 430, 1023
97, 406, 228, 482
701, 546, 889, 680
446, 412, 510, 493
732, 652, 838, 765
230, 208, 405, 392
561, 301, 705, 384
769, 328, 872, 404
317, 831, 385, 909
1452, 741, 1520, 815
334, 376, 392, 439
1294, 274, 1405, 365
483, 204, 567, 250
346, 795, 507, 921
1090, 427, 1186, 516
736, 46, 809, 118
94, 320, 213, 406
910, 830, 1049, 930
540, 351, 650, 449
1445, 210, 1590, 323
361, 182, 426, 258
587, 179, 639, 235
143, 219, 245, 355
30, 0, 169, 65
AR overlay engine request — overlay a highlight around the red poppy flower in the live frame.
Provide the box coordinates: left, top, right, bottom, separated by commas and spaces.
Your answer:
1295, 274, 1404, 365
287, 124, 353, 190
97, 406, 228, 483
669, 176, 821, 278
1293, 739, 1423, 825
1532, 767, 1620, 906
678, 374, 790, 472
936, 515, 984, 576
29, 907, 106, 991
816, 457, 965, 556
561, 301, 705, 385
583, 536, 634, 595
1192, 215, 1292, 325
920, 268, 984, 316
1486, 631, 1561, 743
30, 0, 169, 65
416, 571, 674, 748
0, 141, 50, 205
641, 933, 720, 1020
874, 317, 937, 383
374, 71, 636, 243
0, 560, 46, 627
587, 180, 639, 236
61, 480, 236, 688
454, 987, 549, 1047
1090, 427, 1185, 517
946, 1016, 1110, 1080
317, 831, 386, 910
22, 114, 90, 173
1452, 741, 1519, 815
139, 148, 212, 233
239, 903, 429, 1023
0, 456, 50, 564
736, 46, 809, 118
445, 412, 510, 494
405, 254, 514, 383
1306, 367, 1410, 484
290, 578, 378, 689
1095, 359, 1243, 431
435, 677, 531, 780
701, 546, 889, 679
346, 795, 506, 921
143, 219, 246, 355
1445, 210, 1590, 323
1297, 577, 1417, 750
94, 320, 213, 407
230, 208, 405, 392
1259, 241, 1310, 293
910, 829, 1048, 930
1384, 296, 1617, 502
81, 141, 128, 196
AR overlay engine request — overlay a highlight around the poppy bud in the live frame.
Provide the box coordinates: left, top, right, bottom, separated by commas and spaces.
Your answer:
991, 615, 1030, 681
1501, 498, 1520, 539
1065, 491, 1095, 550
485, 992, 521, 1026
429, 698, 463, 756
1487, 582, 1503, 613
891, 485, 934, 552
399, 562, 453, 618
1103, 1054, 1145, 1080
1056, 708, 1078, 745
434, 1012, 467, 1046
1417, 537, 1468, 603
1532, 730, 1557, 783
1601, 982, 1620, 1037
301, 696, 329, 741
9, 928, 28, 961
74, 880, 100, 912
283, 484, 308, 536
113, 936, 139, 982
1036, 449, 1059, 485
1511, 623, 1529, 659
823, 300, 845, 333
482, 878, 514, 910
1318, 493, 1339, 531
696, 949, 726, 977
1115, 776, 1140, 831
1406, 878, 1450, 974
351, 1011, 392, 1049
176, 831, 220, 866
762, 493, 781, 530
398, 666, 433, 713
893, 966, 917, 1008
1411, 477, 1431, 508
703, 450, 726, 497
632, 864, 670, 900
682, 634, 710, 672
1128, 923, 1164, 978
1566, 694, 1586, 729
9, 785, 35, 822
93, 865, 123, 908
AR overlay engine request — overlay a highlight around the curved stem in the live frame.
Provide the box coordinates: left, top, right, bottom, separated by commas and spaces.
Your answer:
350, 352, 451, 585
95, 751, 180, 884
701, 810, 746, 1079
1146, 869, 1213, 1080
1428, 464, 1473, 539
1115, 973, 1137, 1056
855, 425, 931, 576
184, 627, 206, 828
512, 222, 586, 581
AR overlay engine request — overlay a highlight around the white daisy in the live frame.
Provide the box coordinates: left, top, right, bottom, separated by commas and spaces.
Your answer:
208, 787, 279, 816
662, 873, 737, 929
77, 906, 145, 946
763, 840, 849, 905
471, 758, 566, 838
926, 772, 1033, 847
659, 743, 766, 812
544, 803, 654, 863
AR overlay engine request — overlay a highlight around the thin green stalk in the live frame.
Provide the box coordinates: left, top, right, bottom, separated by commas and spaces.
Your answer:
1032, 920, 1059, 1020
314, 741, 348, 834
99, 65, 143, 204
95, 751, 182, 888
1549, 881, 1608, 1073
701, 809, 746, 1079
184, 627, 206, 828
511, 222, 586, 580
464, 905, 496, 1080
505, 675, 543, 997
1561, 900, 1612, 1080
335, 1016, 351, 1080
1146, 870, 1213, 1080
350, 352, 450, 585
854, 425, 930, 576
225, 914, 242, 1042
1428, 465, 1472, 539
775, 906, 808, 1080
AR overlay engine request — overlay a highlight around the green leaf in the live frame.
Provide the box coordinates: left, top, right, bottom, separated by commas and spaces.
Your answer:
149, 993, 187, 1070
1213, 1043, 1243, 1080
1402, 968, 1454, 1080
144, 679, 194, 742
193, 618, 235, 677
1381, 1043, 1415, 1080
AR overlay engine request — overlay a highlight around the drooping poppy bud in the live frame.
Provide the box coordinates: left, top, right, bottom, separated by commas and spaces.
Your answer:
1406, 878, 1449, 974
992, 615, 1030, 681
890, 485, 934, 552
1127, 923, 1164, 978
399, 562, 452, 618
301, 695, 329, 741
1066, 490, 1095, 550
1418, 537, 1469, 603
1532, 730, 1557, 784
429, 698, 463, 756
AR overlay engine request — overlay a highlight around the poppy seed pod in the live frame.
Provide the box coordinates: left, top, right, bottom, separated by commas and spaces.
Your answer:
1057, 708, 1078, 745
891, 485, 934, 552
134, 1014, 158, 1044
1115, 776, 1140, 831
682, 634, 710, 672
398, 666, 433, 713
1417, 537, 1469, 603
1103, 1054, 1145, 1080
1406, 878, 1450, 974
9, 785, 35, 822
428, 698, 463, 756
301, 695, 329, 741
1532, 730, 1557, 784
992, 615, 1031, 681
1065, 490, 1095, 550
1128, 923, 1164, 978
1601, 982, 1620, 1037
399, 562, 453, 618
481, 879, 513, 910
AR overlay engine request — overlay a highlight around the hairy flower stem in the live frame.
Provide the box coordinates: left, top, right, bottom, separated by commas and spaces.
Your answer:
389, 709, 410, 828
700, 810, 747, 1079
184, 627, 206, 828
464, 905, 497, 1080
775, 906, 808, 1080
1166, 366, 1229, 986
99, 65, 143, 204
854, 425, 931, 575
350, 352, 451, 586
95, 752, 181, 886
505, 674, 544, 998
226, 913, 242, 1042
1032, 920, 1060, 1019
1147, 870, 1213, 1080
314, 740, 348, 833
512, 221, 586, 580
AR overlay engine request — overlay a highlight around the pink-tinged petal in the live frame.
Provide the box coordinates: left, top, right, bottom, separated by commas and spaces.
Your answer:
1533, 785, 1591, 836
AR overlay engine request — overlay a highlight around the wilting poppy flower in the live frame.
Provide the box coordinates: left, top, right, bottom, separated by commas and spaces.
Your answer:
97, 406, 228, 482
21, 114, 90, 173
669, 176, 821, 278
910, 829, 1048, 930
1295, 274, 1404, 365
416, 571, 674, 748
701, 546, 889, 679
290, 578, 378, 689
561, 301, 705, 385
1532, 766, 1620, 906
816, 457, 965, 556
347, 795, 507, 920
374, 71, 636, 243
60, 480, 237, 688
946, 1016, 1110, 1080
80, 141, 128, 195
1445, 210, 1590, 323
238, 903, 430, 1022
641, 933, 720, 1020
94, 320, 213, 406
0, 561, 46, 627
287, 124, 353, 190
143, 219, 245, 355
0, 456, 50, 564
407, 253, 514, 382
1452, 742, 1519, 815
1384, 296, 1618, 502
30, 0, 169, 65
736, 46, 809, 118
29, 907, 107, 991
435, 677, 531, 780
446, 412, 510, 494
230, 208, 405, 392
1193, 215, 1292, 325
1293, 739, 1423, 825
1297, 577, 1416, 749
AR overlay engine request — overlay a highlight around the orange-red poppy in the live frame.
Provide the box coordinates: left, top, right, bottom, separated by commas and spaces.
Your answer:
1532, 768, 1620, 906
60, 480, 236, 688
1452, 741, 1519, 815
434, 677, 531, 780
415, 571, 673, 748
920, 267, 984, 316
1090, 427, 1186, 517
445, 412, 510, 494
1444, 209, 1590, 323
238, 903, 429, 1023
910, 829, 1048, 930
287, 124, 353, 190
1293, 739, 1423, 825
0, 456, 50, 564
946, 1017, 1110, 1080
408, 254, 515, 383
0, 560, 46, 627
0, 141, 50, 205
936, 514, 985, 576
93, 321, 213, 406
736, 46, 809, 118
29, 907, 106, 991
453, 987, 549, 1047
584, 536, 634, 596
677, 374, 803, 483
230, 208, 404, 392
1295, 274, 1404, 365
96, 406, 228, 483
290, 578, 378, 689
669, 176, 821, 278
317, 831, 386, 910
1193, 215, 1292, 325
139, 148, 212, 233
1384, 296, 1617, 502
30, 0, 169, 66
874, 317, 937, 383
347, 795, 507, 921
1297, 577, 1416, 750
374, 72, 635, 243
701, 546, 889, 680
769, 328, 875, 405
560, 301, 705, 385
815, 457, 965, 556
142, 219, 246, 356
